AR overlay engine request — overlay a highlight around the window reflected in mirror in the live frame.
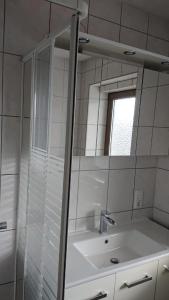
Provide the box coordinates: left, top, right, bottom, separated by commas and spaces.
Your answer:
105, 90, 136, 156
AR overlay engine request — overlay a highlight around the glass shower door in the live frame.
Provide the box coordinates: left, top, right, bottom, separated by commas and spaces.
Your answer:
17, 13, 79, 300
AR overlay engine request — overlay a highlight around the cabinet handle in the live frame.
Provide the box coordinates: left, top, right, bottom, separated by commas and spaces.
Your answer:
88, 291, 108, 300
123, 275, 152, 288
163, 265, 169, 272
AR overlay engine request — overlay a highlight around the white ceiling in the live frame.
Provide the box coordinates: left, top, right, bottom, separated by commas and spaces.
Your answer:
122, 0, 169, 20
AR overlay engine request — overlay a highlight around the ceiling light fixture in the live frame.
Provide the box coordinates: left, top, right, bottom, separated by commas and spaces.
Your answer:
124, 50, 136, 56
161, 61, 169, 66
79, 37, 90, 44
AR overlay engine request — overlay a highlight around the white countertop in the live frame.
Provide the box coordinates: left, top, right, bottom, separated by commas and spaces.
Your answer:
65, 219, 169, 289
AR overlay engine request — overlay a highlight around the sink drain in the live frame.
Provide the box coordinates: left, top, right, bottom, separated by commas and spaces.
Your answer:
110, 258, 119, 264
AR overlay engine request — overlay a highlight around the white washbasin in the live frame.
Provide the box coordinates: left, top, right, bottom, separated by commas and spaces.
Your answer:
74, 230, 164, 269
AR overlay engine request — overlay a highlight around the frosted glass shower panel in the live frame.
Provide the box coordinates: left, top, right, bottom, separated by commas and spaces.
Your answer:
33, 48, 50, 150
24, 46, 50, 300
41, 47, 70, 298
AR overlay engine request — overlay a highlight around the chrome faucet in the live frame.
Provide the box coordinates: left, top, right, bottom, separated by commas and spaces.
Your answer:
99, 210, 116, 234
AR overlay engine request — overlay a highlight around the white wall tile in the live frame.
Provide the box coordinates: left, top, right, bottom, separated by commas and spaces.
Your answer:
121, 3, 148, 33
136, 127, 152, 156
109, 156, 136, 169
148, 14, 169, 41
139, 87, 157, 126
86, 125, 97, 151
88, 16, 120, 42
0, 230, 15, 284
69, 172, 79, 219
158, 72, 169, 86
2, 117, 20, 174
68, 220, 76, 233
135, 169, 156, 207
77, 170, 108, 218
71, 157, 80, 171
23, 59, 32, 118
157, 156, 169, 170
109, 211, 132, 226
0, 282, 14, 300
147, 36, 169, 56
51, 97, 67, 124
154, 169, 169, 213
142, 69, 159, 88
153, 208, 169, 228
76, 216, 100, 232
136, 156, 157, 168
0, 175, 18, 230
107, 61, 122, 79
107, 169, 135, 212
151, 128, 169, 155
133, 208, 153, 221
3, 54, 22, 116
89, 0, 121, 24
80, 156, 109, 170
120, 27, 147, 49
5, 0, 50, 55
50, 4, 75, 36
154, 85, 169, 127
78, 100, 89, 125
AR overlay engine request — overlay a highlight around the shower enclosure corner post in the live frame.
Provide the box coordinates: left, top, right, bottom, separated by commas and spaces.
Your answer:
57, 12, 80, 300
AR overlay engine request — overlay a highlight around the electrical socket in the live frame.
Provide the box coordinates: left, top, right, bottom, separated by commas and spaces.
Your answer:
134, 190, 144, 209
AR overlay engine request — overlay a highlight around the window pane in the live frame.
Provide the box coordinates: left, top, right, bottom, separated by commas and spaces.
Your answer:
110, 97, 136, 155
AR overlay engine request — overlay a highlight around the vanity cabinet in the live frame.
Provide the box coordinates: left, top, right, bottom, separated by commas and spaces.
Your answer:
155, 256, 169, 300
114, 261, 158, 300
65, 275, 115, 300
65, 258, 169, 300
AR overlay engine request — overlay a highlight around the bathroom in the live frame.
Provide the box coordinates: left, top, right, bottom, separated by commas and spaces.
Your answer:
1, 0, 169, 300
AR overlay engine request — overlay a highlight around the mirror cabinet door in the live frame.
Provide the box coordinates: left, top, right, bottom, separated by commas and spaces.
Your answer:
73, 55, 169, 157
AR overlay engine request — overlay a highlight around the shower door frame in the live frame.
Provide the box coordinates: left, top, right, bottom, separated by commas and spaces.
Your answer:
17, 12, 80, 300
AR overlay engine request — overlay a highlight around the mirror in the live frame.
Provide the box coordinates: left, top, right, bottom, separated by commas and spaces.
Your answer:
73, 54, 169, 157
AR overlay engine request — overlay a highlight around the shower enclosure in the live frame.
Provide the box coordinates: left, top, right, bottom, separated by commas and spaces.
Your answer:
15, 5, 169, 300
16, 13, 79, 300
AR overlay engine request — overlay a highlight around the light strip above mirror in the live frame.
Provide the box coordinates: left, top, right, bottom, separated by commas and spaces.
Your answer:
55, 30, 169, 72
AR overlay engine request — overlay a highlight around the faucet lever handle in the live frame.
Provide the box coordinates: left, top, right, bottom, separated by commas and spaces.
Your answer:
101, 210, 110, 217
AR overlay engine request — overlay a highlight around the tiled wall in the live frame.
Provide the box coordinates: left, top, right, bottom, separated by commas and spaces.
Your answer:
69, 156, 156, 232
87, 0, 169, 56
153, 158, 169, 227
0, 0, 169, 299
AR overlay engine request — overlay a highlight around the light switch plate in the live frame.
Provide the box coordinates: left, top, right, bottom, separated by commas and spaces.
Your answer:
134, 190, 144, 209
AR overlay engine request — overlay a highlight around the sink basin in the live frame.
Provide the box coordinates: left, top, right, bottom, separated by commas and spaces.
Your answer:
74, 230, 164, 269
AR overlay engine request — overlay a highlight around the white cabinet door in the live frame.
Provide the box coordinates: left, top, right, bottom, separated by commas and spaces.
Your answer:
156, 256, 169, 300
114, 261, 158, 300
65, 275, 115, 300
